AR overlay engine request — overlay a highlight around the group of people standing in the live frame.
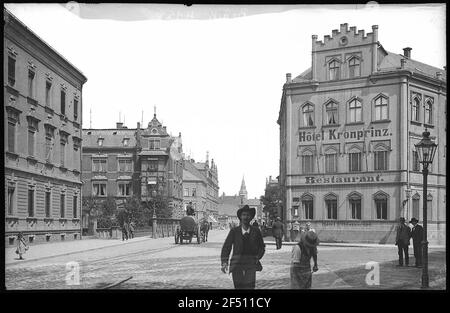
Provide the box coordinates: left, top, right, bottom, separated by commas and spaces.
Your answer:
122, 218, 135, 241
396, 217, 424, 267
220, 205, 319, 289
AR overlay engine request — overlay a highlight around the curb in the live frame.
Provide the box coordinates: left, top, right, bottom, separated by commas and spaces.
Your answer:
264, 241, 445, 249
5, 236, 162, 266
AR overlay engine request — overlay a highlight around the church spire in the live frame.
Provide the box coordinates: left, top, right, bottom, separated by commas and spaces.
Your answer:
239, 176, 248, 202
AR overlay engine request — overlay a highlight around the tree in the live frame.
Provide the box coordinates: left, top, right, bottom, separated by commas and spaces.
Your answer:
260, 183, 282, 223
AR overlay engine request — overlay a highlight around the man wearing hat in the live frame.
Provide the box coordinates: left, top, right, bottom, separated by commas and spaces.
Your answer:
290, 230, 319, 289
221, 205, 265, 289
272, 217, 285, 249
409, 217, 423, 267
395, 217, 411, 266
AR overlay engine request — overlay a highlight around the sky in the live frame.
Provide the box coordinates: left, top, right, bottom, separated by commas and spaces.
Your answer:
5, 3, 446, 199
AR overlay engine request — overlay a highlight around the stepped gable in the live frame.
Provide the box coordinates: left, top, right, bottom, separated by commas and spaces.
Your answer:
313, 23, 378, 50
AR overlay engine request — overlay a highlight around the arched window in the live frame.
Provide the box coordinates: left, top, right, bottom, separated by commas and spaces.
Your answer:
425, 98, 433, 125
374, 191, 388, 220
348, 57, 361, 78
324, 148, 338, 173
324, 193, 338, 219
373, 144, 389, 171
348, 98, 362, 123
329, 60, 340, 80
325, 100, 338, 125
348, 192, 362, 220
302, 103, 314, 127
374, 95, 389, 121
348, 147, 362, 172
301, 194, 314, 220
301, 149, 314, 174
411, 96, 420, 122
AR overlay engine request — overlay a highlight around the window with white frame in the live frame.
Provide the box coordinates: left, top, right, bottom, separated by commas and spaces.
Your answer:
329, 60, 340, 80
325, 194, 337, 219
424, 97, 433, 125
118, 159, 132, 172
325, 101, 338, 125
348, 98, 362, 123
118, 182, 132, 196
374, 193, 388, 220
92, 159, 107, 172
348, 57, 361, 78
349, 193, 362, 220
93, 182, 107, 197
302, 151, 314, 174
28, 70, 35, 98
7, 184, 15, 216
301, 194, 314, 219
184, 188, 189, 197
302, 103, 314, 127
374, 95, 389, 121
45, 81, 52, 107
411, 96, 420, 122
149, 140, 160, 150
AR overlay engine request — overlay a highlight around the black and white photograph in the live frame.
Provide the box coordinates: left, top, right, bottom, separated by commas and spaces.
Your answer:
2, 2, 446, 299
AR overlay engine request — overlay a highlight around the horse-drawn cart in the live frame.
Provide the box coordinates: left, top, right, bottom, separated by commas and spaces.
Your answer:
174, 215, 202, 244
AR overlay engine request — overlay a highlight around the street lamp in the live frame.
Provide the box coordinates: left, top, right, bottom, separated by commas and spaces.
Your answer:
414, 128, 437, 288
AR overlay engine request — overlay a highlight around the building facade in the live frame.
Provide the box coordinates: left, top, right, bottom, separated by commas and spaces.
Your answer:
183, 156, 219, 224
81, 114, 185, 230
278, 24, 446, 244
4, 9, 87, 245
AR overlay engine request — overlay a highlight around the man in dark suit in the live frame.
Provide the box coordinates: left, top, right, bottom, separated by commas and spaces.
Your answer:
272, 217, 285, 250
409, 217, 424, 267
221, 205, 265, 289
395, 217, 411, 266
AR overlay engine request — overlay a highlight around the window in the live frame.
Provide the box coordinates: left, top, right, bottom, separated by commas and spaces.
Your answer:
45, 81, 52, 107
329, 60, 340, 80
412, 194, 420, 219
8, 121, 16, 153
425, 98, 433, 125
149, 139, 160, 150
348, 57, 360, 78
411, 97, 420, 122
325, 152, 338, 173
412, 150, 420, 171
123, 138, 129, 147
118, 183, 131, 196
374, 150, 388, 171
93, 183, 107, 196
28, 129, 35, 156
8, 56, 16, 86
60, 142, 66, 167
28, 70, 35, 98
350, 198, 362, 220
119, 159, 132, 172
7, 186, 15, 216
28, 188, 35, 217
45, 127, 54, 162
74, 99, 78, 120
375, 193, 388, 220
374, 96, 388, 120
45, 191, 51, 218
60, 193, 65, 218
61, 90, 66, 116
302, 152, 314, 174
349, 152, 362, 172
98, 138, 104, 146
301, 195, 314, 219
292, 206, 299, 217
349, 98, 362, 123
146, 160, 158, 171
325, 196, 337, 219
72, 195, 78, 218
192, 188, 197, 197
92, 159, 107, 172
302, 103, 314, 127
184, 188, 189, 197
326, 101, 338, 125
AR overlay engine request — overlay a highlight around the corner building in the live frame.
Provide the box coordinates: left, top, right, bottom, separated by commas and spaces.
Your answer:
278, 24, 446, 244
4, 9, 87, 244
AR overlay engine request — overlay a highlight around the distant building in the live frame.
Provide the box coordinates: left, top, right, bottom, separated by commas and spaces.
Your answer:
278, 23, 446, 244
4, 9, 87, 245
183, 154, 219, 225
81, 114, 184, 233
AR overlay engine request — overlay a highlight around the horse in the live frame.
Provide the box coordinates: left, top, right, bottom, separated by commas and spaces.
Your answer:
200, 219, 210, 242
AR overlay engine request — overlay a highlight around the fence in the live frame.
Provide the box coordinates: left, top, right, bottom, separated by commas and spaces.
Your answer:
94, 218, 181, 239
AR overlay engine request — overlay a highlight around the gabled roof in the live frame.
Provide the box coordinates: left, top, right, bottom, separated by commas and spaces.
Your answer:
184, 160, 207, 183
183, 169, 203, 182
82, 129, 137, 147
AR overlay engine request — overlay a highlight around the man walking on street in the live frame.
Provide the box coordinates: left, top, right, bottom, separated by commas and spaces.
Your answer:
221, 205, 265, 289
395, 217, 411, 266
272, 217, 284, 250
410, 217, 423, 267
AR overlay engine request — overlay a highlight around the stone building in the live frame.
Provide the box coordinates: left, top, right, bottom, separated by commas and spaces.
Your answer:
278, 24, 446, 244
81, 114, 185, 232
4, 9, 87, 244
182, 155, 219, 224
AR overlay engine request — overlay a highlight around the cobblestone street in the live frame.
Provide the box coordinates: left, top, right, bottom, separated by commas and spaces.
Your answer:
5, 230, 446, 290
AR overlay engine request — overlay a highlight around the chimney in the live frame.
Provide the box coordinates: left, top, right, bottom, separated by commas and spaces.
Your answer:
403, 47, 412, 59
116, 122, 123, 128
137, 122, 140, 129
436, 72, 443, 80
286, 73, 292, 83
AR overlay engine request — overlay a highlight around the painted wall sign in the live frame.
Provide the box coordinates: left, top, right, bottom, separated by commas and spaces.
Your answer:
299, 127, 391, 142
305, 174, 383, 184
